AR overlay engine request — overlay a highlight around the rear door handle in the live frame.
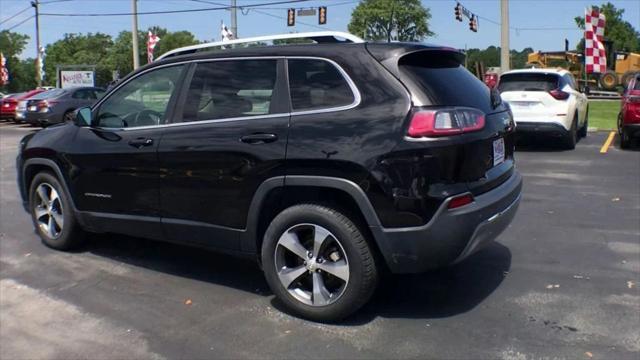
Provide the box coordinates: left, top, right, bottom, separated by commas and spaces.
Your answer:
128, 137, 154, 148
240, 133, 278, 144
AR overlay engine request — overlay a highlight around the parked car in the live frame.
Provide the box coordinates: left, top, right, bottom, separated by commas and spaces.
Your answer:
0, 93, 18, 121
499, 68, 589, 149
618, 73, 640, 148
16, 32, 522, 321
2, 89, 46, 123
23, 87, 105, 127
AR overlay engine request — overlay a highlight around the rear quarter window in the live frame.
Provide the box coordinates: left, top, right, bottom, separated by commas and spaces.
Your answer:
398, 52, 493, 113
498, 73, 559, 92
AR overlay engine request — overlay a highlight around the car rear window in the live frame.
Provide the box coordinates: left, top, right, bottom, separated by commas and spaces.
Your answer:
398, 52, 492, 112
498, 73, 559, 92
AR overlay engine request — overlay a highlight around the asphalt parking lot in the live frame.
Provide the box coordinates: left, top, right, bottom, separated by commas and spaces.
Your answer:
1, 122, 638, 359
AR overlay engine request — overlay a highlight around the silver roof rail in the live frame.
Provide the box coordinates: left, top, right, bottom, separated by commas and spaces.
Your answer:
156, 31, 364, 61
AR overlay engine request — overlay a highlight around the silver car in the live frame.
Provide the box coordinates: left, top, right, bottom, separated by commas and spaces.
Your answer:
24, 87, 105, 127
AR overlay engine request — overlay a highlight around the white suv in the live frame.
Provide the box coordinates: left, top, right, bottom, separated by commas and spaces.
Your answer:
499, 68, 588, 149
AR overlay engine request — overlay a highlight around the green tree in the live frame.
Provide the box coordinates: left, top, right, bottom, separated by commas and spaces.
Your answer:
103, 30, 147, 79
43, 33, 113, 86
348, 0, 434, 42
0, 30, 31, 92
574, 2, 640, 52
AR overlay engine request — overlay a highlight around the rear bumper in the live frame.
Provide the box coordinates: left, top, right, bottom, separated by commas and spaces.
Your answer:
25, 112, 60, 125
515, 121, 569, 137
372, 171, 522, 274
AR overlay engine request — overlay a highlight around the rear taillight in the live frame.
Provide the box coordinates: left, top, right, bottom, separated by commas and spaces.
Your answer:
549, 89, 570, 100
407, 108, 485, 138
448, 193, 474, 210
37, 100, 57, 112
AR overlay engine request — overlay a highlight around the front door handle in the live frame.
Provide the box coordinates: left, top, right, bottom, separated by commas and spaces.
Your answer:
240, 133, 278, 144
128, 137, 154, 149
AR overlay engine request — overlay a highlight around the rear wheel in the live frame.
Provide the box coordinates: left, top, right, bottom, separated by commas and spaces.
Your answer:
63, 110, 75, 123
29, 172, 85, 250
564, 115, 577, 149
599, 70, 618, 90
261, 204, 378, 322
578, 107, 589, 138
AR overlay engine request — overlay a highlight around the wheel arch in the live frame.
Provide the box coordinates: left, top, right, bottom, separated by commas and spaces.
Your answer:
243, 176, 385, 264
22, 158, 78, 213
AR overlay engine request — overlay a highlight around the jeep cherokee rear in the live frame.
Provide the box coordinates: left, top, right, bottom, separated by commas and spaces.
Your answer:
17, 32, 522, 322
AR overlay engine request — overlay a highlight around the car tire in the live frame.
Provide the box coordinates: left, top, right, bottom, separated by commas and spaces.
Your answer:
620, 131, 630, 149
564, 115, 577, 149
578, 108, 589, 138
29, 171, 86, 250
261, 203, 378, 322
63, 110, 75, 122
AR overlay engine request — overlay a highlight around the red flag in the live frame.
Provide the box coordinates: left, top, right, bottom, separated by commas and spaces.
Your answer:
0, 53, 9, 86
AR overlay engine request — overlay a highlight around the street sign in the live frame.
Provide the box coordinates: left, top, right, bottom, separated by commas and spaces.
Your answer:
297, 9, 316, 16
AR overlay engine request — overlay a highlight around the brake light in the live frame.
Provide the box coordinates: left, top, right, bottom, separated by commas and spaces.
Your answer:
448, 193, 474, 210
37, 100, 57, 112
407, 108, 485, 138
549, 89, 570, 100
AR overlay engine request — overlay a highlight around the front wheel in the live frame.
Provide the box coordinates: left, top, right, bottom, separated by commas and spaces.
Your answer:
29, 172, 86, 250
261, 204, 378, 322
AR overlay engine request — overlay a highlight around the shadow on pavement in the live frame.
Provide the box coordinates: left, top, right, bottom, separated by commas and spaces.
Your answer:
514, 135, 583, 152
84, 233, 510, 324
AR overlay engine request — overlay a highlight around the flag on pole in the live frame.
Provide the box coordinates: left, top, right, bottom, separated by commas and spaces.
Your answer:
0, 53, 9, 86
221, 22, 234, 42
38, 46, 45, 81
147, 31, 161, 63
584, 7, 607, 74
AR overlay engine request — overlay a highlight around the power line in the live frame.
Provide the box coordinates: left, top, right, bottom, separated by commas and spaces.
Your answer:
4, 15, 35, 31
40, 0, 310, 17
0, 6, 32, 26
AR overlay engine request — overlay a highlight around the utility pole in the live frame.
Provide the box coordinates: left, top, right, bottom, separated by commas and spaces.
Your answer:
230, 0, 238, 39
500, 0, 510, 72
131, 0, 140, 70
31, 0, 41, 87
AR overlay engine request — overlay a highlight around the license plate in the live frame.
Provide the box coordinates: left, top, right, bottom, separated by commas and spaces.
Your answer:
493, 138, 505, 166
28, 106, 37, 112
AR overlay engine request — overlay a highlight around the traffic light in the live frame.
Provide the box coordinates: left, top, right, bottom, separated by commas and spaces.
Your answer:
287, 8, 295, 27
318, 6, 327, 25
469, 15, 478, 32
454, 3, 462, 21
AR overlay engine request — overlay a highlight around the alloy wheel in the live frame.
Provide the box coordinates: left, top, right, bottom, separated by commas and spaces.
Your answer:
274, 223, 350, 307
34, 183, 64, 239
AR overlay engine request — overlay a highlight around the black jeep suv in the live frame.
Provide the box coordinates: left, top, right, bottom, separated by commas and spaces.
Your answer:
17, 36, 522, 321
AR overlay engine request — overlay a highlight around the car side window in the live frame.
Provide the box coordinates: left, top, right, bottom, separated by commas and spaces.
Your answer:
93, 89, 106, 100
96, 65, 184, 128
287, 59, 355, 111
180, 60, 278, 122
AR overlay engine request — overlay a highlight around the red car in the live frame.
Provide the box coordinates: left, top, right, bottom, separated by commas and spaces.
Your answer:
619, 74, 640, 148
0, 89, 46, 122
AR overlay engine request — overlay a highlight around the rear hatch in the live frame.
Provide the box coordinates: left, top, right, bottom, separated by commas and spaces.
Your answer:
368, 45, 515, 197
498, 72, 565, 122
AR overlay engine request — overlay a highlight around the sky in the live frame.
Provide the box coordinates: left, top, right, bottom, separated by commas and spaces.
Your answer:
1, 0, 639, 60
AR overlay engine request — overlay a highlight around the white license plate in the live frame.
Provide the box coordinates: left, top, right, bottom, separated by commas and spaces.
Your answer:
493, 138, 505, 166
28, 106, 37, 111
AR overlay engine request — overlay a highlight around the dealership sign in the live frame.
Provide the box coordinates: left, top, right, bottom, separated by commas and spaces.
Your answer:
60, 70, 95, 88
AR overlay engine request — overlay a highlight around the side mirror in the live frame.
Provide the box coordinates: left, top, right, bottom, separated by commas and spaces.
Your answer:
75, 107, 93, 127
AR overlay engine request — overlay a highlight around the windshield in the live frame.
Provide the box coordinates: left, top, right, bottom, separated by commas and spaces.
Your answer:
30, 89, 66, 100
498, 73, 559, 92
